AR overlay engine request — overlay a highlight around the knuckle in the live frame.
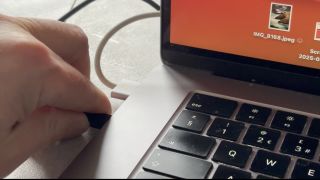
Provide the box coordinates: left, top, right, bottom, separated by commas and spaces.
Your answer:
69, 70, 88, 89
12, 39, 52, 66
69, 25, 89, 50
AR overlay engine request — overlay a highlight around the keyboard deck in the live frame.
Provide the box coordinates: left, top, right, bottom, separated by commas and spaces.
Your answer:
134, 92, 320, 179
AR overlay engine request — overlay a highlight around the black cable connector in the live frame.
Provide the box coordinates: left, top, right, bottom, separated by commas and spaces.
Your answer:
85, 113, 111, 129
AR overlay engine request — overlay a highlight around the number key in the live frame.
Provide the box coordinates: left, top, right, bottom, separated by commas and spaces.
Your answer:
243, 126, 280, 151
173, 110, 210, 133
207, 118, 244, 141
281, 134, 318, 160
236, 104, 271, 125
308, 119, 320, 138
271, 111, 307, 134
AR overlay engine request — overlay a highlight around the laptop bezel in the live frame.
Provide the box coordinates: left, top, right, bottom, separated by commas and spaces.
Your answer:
160, 0, 320, 95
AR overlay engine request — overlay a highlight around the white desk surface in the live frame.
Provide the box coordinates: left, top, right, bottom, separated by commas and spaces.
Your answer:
1, 0, 161, 178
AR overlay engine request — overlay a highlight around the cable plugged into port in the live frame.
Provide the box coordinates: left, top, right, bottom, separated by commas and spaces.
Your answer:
58, 1, 161, 101
95, 12, 160, 100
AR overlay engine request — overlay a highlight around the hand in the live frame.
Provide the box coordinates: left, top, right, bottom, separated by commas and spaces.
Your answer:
0, 14, 112, 177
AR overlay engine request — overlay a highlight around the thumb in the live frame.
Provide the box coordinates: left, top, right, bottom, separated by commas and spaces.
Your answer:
0, 108, 89, 178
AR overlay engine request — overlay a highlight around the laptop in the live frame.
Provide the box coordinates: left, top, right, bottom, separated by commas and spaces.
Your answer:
62, 0, 320, 179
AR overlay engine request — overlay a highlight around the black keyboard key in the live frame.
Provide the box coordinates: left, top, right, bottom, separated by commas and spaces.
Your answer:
236, 104, 271, 125
212, 141, 252, 168
292, 159, 320, 179
256, 175, 274, 179
213, 165, 251, 179
251, 150, 291, 178
281, 134, 318, 160
173, 110, 210, 133
159, 129, 216, 158
186, 93, 238, 118
143, 149, 212, 179
271, 111, 307, 134
207, 118, 244, 141
135, 171, 171, 179
243, 126, 280, 151
308, 119, 320, 138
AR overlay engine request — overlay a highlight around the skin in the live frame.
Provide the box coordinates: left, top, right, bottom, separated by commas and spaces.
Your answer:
0, 14, 112, 177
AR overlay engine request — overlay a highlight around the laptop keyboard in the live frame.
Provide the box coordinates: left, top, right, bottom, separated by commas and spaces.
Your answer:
136, 92, 320, 179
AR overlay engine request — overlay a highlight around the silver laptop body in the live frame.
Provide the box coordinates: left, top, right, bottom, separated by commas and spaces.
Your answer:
63, 0, 320, 178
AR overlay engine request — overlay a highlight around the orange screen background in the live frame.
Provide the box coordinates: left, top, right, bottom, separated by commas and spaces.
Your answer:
170, 0, 320, 70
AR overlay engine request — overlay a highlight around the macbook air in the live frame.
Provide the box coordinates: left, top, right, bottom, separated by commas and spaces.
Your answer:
63, 0, 320, 179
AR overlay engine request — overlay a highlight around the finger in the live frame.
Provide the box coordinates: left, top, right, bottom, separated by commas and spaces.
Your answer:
12, 16, 91, 77
15, 18, 113, 114
39, 53, 112, 114
0, 108, 89, 178
0, 24, 111, 116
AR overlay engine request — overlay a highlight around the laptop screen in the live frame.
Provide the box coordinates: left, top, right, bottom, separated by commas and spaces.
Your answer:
170, 0, 320, 70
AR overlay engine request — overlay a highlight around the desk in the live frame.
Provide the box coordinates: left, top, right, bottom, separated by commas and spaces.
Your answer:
1, 0, 161, 178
